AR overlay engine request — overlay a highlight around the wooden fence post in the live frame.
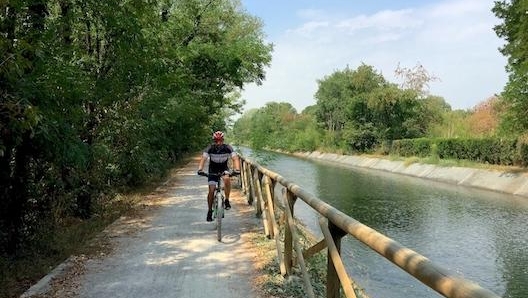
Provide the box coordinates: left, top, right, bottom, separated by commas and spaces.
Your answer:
327, 220, 347, 298
245, 163, 254, 205
263, 176, 277, 238
254, 172, 271, 237
240, 160, 247, 194
283, 189, 296, 276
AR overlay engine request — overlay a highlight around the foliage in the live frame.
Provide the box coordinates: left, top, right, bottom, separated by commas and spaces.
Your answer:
315, 64, 386, 133
343, 123, 380, 153
428, 109, 472, 138
363, 84, 426, 140
313, 64, 442, 151
389, 136, 528, 167
233, 102, 323, 152
237, 64, 450, 154
419, 95, 452, 135
391, 138, 433, 157
467, 96, 500, 136
517, 134, 528, 166
435, 138, 518, 165
493, 0, 528, 134
0, 0, 272, 261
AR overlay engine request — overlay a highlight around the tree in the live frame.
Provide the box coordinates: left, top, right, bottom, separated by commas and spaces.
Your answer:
250, 102, 297, 149
467, 96, 500, 136
365, 85, 424, 140
314, 64, 440, 151
428, 109, 472, 138
315, 71, 349, 132
232, 108, 257, 145
232, 101, 324, 152
493, 0, 528, 134
394, 62, 441, 98
315, 64, 386, 130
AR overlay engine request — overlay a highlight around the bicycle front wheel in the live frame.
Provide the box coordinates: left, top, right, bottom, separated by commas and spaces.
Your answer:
216, 193, 223, 241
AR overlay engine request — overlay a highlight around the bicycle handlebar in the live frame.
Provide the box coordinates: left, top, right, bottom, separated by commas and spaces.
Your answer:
198, 171, 240, 178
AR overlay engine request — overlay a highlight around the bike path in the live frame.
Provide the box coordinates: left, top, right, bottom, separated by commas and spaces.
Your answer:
21, 157, 263, 298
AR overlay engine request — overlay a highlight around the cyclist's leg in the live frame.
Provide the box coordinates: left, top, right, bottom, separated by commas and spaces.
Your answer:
207, 184, 216, 209
206, 177, 218, 221
223, 175, 232, 209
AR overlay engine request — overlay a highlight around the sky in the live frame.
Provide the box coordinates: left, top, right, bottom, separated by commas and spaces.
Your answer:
238, 0, 509, 113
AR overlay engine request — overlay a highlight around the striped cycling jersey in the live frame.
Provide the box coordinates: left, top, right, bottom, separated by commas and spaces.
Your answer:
203, 144, 237, 174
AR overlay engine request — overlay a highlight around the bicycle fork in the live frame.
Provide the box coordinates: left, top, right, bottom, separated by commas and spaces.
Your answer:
212, 190, 224, 219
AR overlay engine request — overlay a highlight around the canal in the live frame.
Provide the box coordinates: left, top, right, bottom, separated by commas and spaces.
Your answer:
239, 148, 528, 298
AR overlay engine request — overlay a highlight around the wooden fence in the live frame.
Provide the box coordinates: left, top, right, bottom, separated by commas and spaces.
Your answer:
238, 155, 500, 298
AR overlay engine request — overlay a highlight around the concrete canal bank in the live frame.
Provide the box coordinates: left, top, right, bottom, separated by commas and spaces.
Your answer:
292, 151, 528, 199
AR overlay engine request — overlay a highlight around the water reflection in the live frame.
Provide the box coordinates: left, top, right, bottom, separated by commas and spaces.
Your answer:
240, 148, 528, 298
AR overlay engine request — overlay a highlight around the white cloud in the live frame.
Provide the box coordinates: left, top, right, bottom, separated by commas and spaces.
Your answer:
336, 9, 422, 32
428, 0, 491, 17
240, 0, 508, 113
290, 21, 330, 36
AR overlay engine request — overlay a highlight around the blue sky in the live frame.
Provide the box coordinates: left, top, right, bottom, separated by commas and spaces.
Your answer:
239, 0, 508, 113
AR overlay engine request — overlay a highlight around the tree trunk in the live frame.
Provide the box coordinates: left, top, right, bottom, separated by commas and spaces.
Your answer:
5, 134, 32, 254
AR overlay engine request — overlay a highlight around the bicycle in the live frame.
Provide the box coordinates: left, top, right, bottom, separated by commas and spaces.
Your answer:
198, 171, 239, 241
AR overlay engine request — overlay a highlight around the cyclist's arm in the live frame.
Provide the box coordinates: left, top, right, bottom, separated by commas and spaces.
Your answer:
198, 152, 208, 172
231, 152, 240, 172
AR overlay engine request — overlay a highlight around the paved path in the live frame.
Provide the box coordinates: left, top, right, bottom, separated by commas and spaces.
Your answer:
22, 157, 263, 298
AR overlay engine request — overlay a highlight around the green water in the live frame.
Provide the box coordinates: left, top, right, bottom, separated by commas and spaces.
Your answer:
241, 148, 528, 298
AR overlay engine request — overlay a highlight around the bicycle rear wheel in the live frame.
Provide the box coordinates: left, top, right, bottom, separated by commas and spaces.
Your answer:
216, 192, 223, 241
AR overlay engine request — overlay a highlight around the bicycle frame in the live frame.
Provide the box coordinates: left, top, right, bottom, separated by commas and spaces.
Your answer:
199, 172, 227, 242
212, 176, 225, 242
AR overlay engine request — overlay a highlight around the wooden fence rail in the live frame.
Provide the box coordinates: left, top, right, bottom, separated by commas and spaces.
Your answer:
238, 155, 500, 298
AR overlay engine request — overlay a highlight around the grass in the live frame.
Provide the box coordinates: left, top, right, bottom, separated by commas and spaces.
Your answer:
245, 217, 370, 298
246, 228, 328, 298
361, 150, 528, 173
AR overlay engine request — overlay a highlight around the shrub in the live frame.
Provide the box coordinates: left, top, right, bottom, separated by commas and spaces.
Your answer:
390, 138, 431, 157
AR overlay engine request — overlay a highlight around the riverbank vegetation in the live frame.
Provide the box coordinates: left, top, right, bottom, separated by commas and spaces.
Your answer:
232, 69, 528, 168
233, 1, 528, 170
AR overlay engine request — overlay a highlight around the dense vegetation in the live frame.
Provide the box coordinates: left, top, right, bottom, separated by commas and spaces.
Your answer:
232, 65, 509, 155
1, 0, 271, 293
233, 1, 528, 167
492, 0, 528, 134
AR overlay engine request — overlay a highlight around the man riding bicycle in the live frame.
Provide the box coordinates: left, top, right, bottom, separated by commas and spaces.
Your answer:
197, 131, 240, 222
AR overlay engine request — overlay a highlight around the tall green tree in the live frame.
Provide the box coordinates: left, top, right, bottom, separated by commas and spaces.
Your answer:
249, 102, 296, 149
364, 85, 424, 140
315, 64, 386, 132
233, 102, 323, 152
493, 0, 528, 134
315, 64, 434, 151
232, 108, 258, 145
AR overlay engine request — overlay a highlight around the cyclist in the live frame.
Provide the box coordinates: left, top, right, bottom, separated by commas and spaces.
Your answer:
197, 131, 240, 222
